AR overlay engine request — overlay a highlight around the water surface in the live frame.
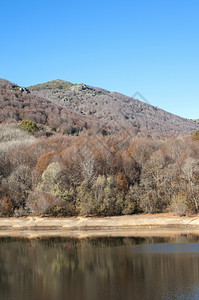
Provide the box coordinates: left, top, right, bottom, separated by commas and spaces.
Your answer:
1, 235, 199, 300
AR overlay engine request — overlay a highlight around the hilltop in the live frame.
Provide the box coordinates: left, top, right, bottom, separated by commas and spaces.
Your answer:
0, 78, 198, 136
28, 79, 75, 91
28, 79, 199, 135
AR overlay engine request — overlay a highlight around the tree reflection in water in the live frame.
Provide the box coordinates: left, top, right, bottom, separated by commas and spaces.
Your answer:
0, 236, 199, 300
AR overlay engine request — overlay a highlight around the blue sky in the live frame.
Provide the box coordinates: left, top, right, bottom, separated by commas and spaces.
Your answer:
1, 0, 199, 119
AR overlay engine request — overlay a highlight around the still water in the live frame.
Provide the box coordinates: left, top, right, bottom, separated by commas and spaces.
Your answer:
1, 235, 199, 299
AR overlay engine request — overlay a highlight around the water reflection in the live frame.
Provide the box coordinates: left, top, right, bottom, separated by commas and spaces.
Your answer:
0, 236, 199, 299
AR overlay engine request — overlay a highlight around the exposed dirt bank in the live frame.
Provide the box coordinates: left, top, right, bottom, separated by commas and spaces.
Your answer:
1, 213, 199, 238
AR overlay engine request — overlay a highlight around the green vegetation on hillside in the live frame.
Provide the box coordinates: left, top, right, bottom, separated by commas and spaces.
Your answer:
28, 79, 75, 91
19, 120, 38, 134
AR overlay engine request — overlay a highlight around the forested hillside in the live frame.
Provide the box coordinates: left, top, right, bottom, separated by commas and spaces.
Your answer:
1, 122, 199, 217
0, 79, 138, 137
0, 79, 93, 134
1, 78, 199, 217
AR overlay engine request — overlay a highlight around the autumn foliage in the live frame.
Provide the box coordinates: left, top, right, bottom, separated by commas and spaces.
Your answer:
1, 122, 199, 217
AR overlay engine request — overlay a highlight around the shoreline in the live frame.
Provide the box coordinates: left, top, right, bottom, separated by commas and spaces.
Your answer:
1, 213, 199, 238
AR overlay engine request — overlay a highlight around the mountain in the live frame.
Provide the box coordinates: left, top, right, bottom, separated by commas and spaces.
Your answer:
0, 79, 100, 134
27, 79, 199, 135
0, 78, 198, 136
1, 78, 199, 218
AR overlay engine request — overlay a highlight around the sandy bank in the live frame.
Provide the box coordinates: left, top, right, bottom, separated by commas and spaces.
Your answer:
1, 213, 199, 238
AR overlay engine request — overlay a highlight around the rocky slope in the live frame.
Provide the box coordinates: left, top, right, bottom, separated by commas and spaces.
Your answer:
28, 79, 199, 135
0, 78, 198, 136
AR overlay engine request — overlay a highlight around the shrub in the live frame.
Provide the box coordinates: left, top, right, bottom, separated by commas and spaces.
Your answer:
192, 130, 199, 141
170, 192, 188, 216
19, 120, 38, 134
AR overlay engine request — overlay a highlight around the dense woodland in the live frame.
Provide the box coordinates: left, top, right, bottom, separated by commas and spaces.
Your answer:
1, 121, 199, 217
1, 78, 199, 217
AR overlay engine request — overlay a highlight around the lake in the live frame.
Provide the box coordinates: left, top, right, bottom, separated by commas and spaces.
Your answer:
1, 235, 199, 299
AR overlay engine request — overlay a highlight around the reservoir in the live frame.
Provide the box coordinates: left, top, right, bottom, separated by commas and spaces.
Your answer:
1, 235, 199, 299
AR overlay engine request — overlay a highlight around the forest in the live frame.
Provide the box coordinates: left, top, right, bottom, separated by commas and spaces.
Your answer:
1, 120, 199, 217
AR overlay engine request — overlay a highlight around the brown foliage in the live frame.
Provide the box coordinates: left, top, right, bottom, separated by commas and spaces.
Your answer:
1, 116, 199, 216
0, 88, 94, 133
0, 196, 13, 216
35, 151, 59, 174
116, 172, 128, 190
